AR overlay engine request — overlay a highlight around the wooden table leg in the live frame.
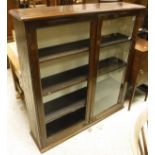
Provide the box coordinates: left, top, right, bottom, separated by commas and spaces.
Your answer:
144, 91, 148, 101
128, 85, 136, 111
9, 59, 24, 99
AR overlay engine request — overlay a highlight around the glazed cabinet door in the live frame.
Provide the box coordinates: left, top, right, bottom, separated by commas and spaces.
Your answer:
36, 19, 92, 140
91, 14, 136, 120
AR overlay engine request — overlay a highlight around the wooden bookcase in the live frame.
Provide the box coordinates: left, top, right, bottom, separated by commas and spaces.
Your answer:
9, 2, 145, 152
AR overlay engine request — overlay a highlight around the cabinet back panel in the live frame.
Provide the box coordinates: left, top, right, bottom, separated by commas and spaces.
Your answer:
40, 52, 89, 78
37, 22, 90, 49
46, 108, 85, 137
101, 16, 135, 37
43, 81, 87, 103
99, 42, 131, 63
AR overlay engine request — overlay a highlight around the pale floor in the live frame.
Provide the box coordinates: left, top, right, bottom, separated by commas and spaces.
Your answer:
7, 69, 147, 155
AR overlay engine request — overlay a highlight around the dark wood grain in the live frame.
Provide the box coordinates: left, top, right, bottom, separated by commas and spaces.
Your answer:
9, 2, 145, 21
86, 17, 102, 123
13, 19, 47, 148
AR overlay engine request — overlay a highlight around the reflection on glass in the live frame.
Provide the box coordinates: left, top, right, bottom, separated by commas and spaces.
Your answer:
92, 16, 135, 116
93, 67, 126, 116
36, 21, 91, 136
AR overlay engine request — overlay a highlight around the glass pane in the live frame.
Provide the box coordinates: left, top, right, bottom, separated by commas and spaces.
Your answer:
101, 16, 135, 37
93, 67, 126, 116
92, 16, 135, 116
36, 21, 90, 137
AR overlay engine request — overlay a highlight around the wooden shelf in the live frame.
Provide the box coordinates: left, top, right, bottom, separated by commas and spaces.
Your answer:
44, 88, 87, 124
45, 100, 85, 124
39, 39, 89, 63
41, 57, 125, 96
39, 33, 129, 63
98, 57, 127, 76
41, 66, 88, 96
100, 33, 130, 47
46, 108, 85, 137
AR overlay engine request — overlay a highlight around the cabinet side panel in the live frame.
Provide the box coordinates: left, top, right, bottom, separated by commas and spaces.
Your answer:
13, 19, 44, 148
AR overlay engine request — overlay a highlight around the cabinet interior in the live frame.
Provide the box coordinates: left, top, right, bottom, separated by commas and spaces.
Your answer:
37, 21, 90, 137
35, 16, 135, 137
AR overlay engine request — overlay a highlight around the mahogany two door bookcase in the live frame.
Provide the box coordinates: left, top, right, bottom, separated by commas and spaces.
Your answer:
10, 2, 145, 152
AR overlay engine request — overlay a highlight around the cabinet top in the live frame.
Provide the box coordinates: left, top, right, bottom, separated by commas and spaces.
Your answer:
9, 2, 145, 21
